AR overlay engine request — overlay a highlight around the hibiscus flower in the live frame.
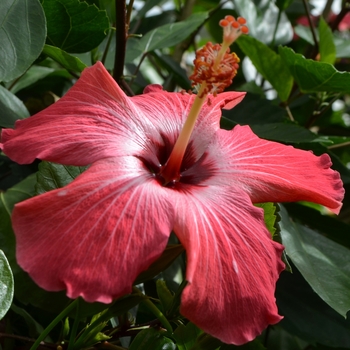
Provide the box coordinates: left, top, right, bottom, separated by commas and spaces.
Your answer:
0, 17, 344, 345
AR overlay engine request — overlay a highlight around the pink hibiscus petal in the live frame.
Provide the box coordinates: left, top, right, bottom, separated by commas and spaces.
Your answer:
173, 185, 284, 345
211, 125, 344, 213
1, 62, 244, 168
13, 156, 174, 303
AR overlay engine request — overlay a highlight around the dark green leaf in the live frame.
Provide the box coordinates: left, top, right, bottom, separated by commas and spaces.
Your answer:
237, 36, 293, 101
135, 244, 184, 284
42, 45, 87, 73
279, 46, 350, 93
156, 280, 173, 313
190, 333, 222, 350
0, 0, 46, 82
275, 0, 294, 11
0, 85, 29, 128
10, 303, 44, 337
0, 249, 14, 320
222, 92, 287, 125
0, 174, 36, 271
173, 322, 201, 350
151, 52, 192, 90
319, 17, 336, 64
129, 327, 176, 350
36, 161, 87, 194
284, 203, 350, 250
220, 339, 266, 349
276, 266, 350, 348
234, 0, 293, 45
279, 206, 350, 317
249, 123, 331, 144
9, 66, 55, 94
126, 12, 208, 62
42, 0, 109, 53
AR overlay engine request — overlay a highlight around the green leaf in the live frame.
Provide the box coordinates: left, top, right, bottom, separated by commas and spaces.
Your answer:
42, 45, 87, 73
126, 12, 208, 62
173, 322, 201, 350
222, 92, 287, 125
190, 333, 222, 350
42, 0, 109, 53
279, 205, 350, 317
9, 66, 55, 94
156, 280, 174, 314
319, 17, 336, 64
36, 161, 87, 194
129, 328, 176, 350
276, 266, 350, 348
284, 203, 350, 250
255, 202, 279, 237
10, 303, 44, 337
135, 244, 184, 284
0, 174, 37, 271
220, 339, 266, 349
249, 123, 332, 144
279, 46, 350, 93
0, 85, 30, 128
275, 0, 294, 11
237, 36, 293, 101
0, 0, 46, 82
0, 249, 14, 320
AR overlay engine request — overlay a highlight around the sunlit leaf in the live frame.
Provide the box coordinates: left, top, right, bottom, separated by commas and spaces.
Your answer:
279, 46, 350, 93
319, 17, 336, 64
237, 36, 293, 101
42, 45, 87, 73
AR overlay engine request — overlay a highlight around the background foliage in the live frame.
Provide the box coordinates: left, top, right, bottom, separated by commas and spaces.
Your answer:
0, 0, 350, 349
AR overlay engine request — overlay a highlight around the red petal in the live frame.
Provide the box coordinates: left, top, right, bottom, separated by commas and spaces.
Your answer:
13, 157, 174, 303
1, 63, 244, 167
174, 185, 284, 345
1, 62, 150, 165
215, 125, 344, 213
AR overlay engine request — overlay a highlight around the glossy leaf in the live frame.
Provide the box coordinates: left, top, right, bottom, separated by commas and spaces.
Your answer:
279, 206, 350, 317
275, 0, 294, 11
279, 46, 350, 93
125, 12, 208, 62
0, 0, 46, 82
319, 17, 336, 65
237, 36, 293, 101
42, 0, 109, 53
0, 249, 14, 320
129, 328, 176, 350
42, 45, 87, 73
0, 85, 30, 128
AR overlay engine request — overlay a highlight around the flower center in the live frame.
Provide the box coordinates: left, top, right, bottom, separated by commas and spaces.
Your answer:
158, 16, 248, 186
